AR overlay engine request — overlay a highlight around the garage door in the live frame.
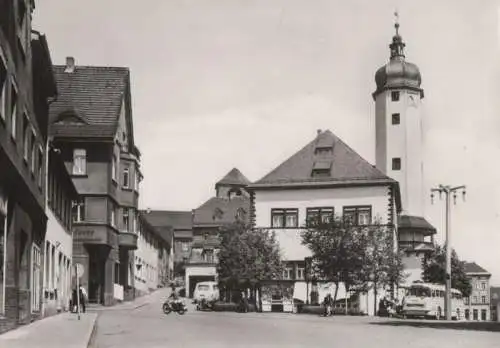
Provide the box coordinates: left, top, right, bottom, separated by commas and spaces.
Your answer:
189, 276, 215, 298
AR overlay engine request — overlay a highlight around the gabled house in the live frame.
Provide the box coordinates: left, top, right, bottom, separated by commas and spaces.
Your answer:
463, 262, 491, 321
49, 57, 142, 305
185, 168, 251, 298
248, 129, 401, 314
0, 2, 58, 332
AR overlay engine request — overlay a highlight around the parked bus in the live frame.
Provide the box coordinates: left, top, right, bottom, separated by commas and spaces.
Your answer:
401, 282, 464, 320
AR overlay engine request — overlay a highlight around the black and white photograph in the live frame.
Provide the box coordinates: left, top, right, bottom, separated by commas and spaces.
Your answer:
0, 0, 499, 347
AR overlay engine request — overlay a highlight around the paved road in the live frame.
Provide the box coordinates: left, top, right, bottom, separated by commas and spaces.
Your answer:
95, 290, 499, 348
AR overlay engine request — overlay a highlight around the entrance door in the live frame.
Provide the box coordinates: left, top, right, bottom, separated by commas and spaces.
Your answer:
88, 249, 104, 304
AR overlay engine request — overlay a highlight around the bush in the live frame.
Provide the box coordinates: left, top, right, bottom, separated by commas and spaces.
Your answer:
212, 301, 257, 312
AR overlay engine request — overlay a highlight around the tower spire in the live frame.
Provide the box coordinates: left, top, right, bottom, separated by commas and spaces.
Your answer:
390, 9, 405, 59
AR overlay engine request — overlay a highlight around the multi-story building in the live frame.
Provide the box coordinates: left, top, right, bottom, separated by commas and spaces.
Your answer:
49, 58, 142, 306
0, 1, 57, 332
463, 262, 491, 321
186, 168, 250, 298
490, 286, 500, 322
42, 141, 78, 316
372, 19, 436, 285
134, 212, 173, 297
139, 210, 191, 282
249, 130, 401, 314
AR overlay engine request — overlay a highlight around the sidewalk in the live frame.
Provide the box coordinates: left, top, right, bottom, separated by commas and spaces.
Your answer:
0, 312, 97, 348
88, 287, 172, 312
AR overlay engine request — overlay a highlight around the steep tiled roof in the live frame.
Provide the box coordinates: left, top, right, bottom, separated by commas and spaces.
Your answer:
193, 197, 250, 226
250, 130, 394, 189
398, 215, 436, 235
464, 262, 491, 275
49, 65, 129, 138
216, 168, 251, 186
140, 210, 192, 230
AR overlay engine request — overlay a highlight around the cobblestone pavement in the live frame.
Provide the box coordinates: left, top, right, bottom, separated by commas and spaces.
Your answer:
95, 294, 499, 348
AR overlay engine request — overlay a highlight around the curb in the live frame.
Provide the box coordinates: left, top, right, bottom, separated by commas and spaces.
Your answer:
85, 313, 99, 348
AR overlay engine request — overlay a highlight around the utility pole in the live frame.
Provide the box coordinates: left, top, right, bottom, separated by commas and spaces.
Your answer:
430, 184, 466, 320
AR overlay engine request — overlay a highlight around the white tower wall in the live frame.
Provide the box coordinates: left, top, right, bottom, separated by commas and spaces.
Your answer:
375, 89, 424, 217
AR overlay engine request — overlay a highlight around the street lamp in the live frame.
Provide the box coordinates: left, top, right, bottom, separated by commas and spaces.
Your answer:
430, 184, 466, 320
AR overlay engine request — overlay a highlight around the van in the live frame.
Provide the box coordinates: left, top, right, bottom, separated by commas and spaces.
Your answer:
193, 281, 220, 302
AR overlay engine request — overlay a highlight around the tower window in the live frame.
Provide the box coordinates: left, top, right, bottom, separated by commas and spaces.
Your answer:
392, 158, 401, 171
391, 91, 400, 102
392, 113, 400, 125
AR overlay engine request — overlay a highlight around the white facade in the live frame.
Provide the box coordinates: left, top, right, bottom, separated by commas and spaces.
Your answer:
42, 209, 73, 316
375, 89, 424, 217
253, 184, 395, 315
134, 223, 164, 294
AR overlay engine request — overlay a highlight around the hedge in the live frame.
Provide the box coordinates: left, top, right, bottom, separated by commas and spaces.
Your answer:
297, 305, 365, 316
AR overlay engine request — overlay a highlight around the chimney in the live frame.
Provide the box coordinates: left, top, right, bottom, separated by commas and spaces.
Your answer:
64, 56, 75, 73
317, 129, 322, 136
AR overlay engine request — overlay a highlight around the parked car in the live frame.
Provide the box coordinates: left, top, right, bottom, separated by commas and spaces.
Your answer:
193, 281, 220, 303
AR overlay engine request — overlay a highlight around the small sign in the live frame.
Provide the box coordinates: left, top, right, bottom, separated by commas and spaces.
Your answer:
75, 263, 84, 278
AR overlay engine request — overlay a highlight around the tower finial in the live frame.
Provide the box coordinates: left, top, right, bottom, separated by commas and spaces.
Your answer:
394, 9, 400, 35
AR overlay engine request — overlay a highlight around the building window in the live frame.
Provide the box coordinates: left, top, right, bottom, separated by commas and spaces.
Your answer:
72, 149, 86, 175
123, 167, 130, 188
110, 204, 116, 227
122, 208, 129, 232
306, 207, 334, 226
23, 114, 29, 161
37, 146, 43, 188
72, 199, 85, 222
465, 309, 470, 320
481, 282, 486, 290
473, 309, 478, 320
0, 211, 6, 315
464, 297, 469, 305
481, 295, 486, 304
391, 91, 400, 102
297, 267, 305, 280
112, 154, 117, 181
481, 309, 487, 321
10, 83, 17, 140
16, 0, 28, 55
473, 296, 478, 304
31, 244, 41, 312
114, 263, 120, 284
282, 267, 293, 280
392, 158, 401, 171
0, 51, 6, 121
181, 242, 189, 252
271, 208, 298, 228
343, 206, 372, 226
391, 113, 400, 125
30, 132, 36, 173
135, 171, 140, 191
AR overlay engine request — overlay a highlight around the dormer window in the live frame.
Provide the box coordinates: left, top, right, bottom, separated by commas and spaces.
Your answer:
311, 161, 331, 178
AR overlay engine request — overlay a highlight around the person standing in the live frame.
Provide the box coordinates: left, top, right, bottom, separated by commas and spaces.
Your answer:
79, 285, 88, 313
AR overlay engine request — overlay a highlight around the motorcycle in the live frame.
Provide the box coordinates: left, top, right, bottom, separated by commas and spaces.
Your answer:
163, 300, 187, 315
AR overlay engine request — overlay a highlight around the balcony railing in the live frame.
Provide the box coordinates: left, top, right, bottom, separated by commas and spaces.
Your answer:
398, 240, 434, 251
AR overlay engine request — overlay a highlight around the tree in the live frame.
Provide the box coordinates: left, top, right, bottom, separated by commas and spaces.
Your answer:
362, 221, 407, 313
301, 215, 367, 306
217, 221, 284, 302
421, 244, 472, 297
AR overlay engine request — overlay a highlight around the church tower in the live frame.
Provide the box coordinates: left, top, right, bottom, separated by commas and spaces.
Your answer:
373, 15, 436, 284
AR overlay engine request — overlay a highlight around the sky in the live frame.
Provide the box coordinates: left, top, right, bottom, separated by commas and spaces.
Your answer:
33, 0, 500, 285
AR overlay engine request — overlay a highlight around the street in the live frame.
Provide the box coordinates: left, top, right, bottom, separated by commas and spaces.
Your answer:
95, 291, 499, 348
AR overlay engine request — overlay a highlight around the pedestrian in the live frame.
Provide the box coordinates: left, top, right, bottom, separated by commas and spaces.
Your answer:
79, 285, 88, 313
71, 287, 78, 313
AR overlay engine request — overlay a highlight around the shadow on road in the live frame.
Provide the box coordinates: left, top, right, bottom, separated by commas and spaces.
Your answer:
370, 319, 500, 332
